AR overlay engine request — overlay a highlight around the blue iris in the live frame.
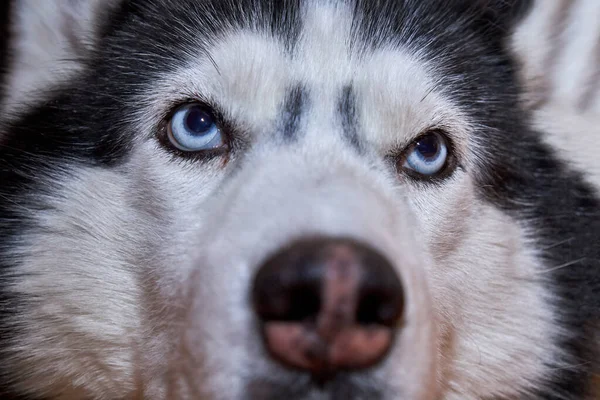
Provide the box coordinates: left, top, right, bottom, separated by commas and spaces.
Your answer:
168, 104, 223, 151
404, 132, 448, 176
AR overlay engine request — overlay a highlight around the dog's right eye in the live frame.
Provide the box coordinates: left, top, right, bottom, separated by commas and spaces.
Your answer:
167, 104, 225, 152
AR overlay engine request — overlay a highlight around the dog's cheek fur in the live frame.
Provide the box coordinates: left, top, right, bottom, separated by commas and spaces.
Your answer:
0, 138, 233, 399
405, 172, 557, 399
2, 167, 144, 399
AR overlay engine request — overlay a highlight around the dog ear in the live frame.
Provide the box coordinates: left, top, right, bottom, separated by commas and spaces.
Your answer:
2, 0, 120, 117
11, 0, 117, 51
476, 0, 534, 33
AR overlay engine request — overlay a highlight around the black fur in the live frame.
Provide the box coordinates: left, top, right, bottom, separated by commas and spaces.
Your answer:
0, 0, 598, 399
281, 85, 308, 141
487, 146, 600, 400
353, 1, 599, 398
339, 86, 362, 152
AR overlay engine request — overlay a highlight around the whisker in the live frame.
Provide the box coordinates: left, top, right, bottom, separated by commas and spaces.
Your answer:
536, 258, 587, 274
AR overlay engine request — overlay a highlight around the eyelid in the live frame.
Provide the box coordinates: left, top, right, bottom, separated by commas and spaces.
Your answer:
158, 102, 233, 161
391, 129, 457, 181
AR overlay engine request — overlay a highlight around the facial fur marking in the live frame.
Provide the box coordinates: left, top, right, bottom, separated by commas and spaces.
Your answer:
2, 1, 600, 399
338, 85, 362, 152
280, 85, 308, 142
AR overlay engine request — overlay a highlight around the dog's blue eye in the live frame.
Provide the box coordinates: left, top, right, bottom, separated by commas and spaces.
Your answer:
167, 104, 224, 151
403, 131, 448, 176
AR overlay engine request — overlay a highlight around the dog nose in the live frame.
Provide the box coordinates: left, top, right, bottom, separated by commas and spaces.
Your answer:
252, 238, 404, 376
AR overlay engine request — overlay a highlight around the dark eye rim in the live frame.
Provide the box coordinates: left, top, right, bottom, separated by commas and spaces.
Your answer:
393, 129, 458, 182
158, 100, 233, 161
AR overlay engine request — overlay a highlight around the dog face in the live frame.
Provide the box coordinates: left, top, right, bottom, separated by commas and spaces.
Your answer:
1, 1, 599, 399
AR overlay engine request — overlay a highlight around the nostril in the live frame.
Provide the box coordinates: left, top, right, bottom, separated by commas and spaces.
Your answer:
254, 277, 322, 322
252, 238, 405, 376
252, 245, 323, 322
356, 290, 403, 326
356, 252, 404, 326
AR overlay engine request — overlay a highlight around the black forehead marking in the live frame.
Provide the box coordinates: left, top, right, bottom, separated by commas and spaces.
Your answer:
101, 0, 304, 65
339, 85, 362, 152
280, 85, 308, 142
266, 0, 305, 52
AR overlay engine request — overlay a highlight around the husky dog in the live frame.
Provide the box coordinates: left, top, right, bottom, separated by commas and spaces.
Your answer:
0, 0, 599, 399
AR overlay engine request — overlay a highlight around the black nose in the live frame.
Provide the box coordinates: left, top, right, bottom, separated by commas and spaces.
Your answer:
252, 238, 404, 376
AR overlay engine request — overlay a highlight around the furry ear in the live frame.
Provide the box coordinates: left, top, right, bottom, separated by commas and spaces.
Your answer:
12, 0, 111, 55
1, 0, 120, 119
478, 0, 534, 32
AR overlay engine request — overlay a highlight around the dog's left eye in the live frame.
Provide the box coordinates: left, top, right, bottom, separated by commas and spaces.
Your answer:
167, 104, 224, 152
402, 131, 449, 177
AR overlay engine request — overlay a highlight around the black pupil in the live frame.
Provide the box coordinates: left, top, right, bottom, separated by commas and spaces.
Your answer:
415, 134, 440, 160
185, 108, 214, 135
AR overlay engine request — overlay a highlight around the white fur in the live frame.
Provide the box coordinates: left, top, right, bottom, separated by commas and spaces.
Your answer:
512, 0, 600, 191
7, 168, 143, 399
3, 1, 588, 399
1, 0, 118, 123
512, 0, 600, 113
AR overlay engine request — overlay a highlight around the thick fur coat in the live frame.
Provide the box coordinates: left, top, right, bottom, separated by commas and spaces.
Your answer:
0, 1, 599, 399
